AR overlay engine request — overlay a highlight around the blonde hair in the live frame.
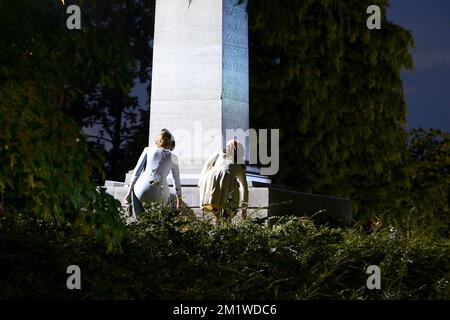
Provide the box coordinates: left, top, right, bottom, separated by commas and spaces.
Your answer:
155, 129, 175, 151
225, 139, 245, 163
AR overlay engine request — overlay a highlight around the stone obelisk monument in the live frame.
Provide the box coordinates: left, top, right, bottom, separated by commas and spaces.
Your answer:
149, 0, 251, 184
104, 0, 353, 226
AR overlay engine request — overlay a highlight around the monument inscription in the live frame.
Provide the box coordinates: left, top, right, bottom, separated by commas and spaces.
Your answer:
222, 0, 249, 147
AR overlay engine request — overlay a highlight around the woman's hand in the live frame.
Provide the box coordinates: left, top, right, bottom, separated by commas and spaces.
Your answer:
125, 183, 135, 203
241, 202, 248, 220
176, 196, 185, 211
125, 190, 132, 203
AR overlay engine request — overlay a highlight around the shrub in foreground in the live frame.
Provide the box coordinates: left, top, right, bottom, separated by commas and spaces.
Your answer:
0, 205, 449, 299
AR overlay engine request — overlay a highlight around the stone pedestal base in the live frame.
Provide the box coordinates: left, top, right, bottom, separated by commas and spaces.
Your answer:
103, 176, 352, 227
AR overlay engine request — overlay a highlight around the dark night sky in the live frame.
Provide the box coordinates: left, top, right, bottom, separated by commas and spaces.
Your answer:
132, 1, 450, 133
388, 0, 450, 132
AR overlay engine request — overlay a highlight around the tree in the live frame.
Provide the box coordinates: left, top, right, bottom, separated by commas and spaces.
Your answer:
67, 0, 154, 180
85, 87, 142, 181
0, 0, 155, 249
407, 128, 450, 234
0, 0, 154, 180
248, 0, 414, 218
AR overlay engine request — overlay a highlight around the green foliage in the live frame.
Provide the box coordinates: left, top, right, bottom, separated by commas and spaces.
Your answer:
0, 0, 154, 182
0, 0, 150, 248
1, 207, 449, 299
0, 78, 126, 251
248, 0, 414, 217
77, 188, 128, 252
406, 129, 450, 235
0, 0, 446, 263
0, 80, 127, 247
0, 82, 96, 220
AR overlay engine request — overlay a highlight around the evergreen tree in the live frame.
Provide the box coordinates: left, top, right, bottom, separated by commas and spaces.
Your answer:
248, 0, 414, 218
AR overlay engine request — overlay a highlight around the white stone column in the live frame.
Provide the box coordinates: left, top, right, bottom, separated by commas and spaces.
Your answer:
149, 0, 249, 183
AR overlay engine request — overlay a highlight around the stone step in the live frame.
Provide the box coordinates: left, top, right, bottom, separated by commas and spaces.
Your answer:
102, 183, 352, 226
104, 180, 127, 188
123, 171, 272, 187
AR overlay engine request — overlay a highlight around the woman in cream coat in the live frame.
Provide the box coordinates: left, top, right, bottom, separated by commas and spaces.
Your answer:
198, 140, 248, 225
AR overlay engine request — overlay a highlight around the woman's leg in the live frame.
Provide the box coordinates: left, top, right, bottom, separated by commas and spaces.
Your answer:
132, 192, 145, 218
222, 210, 231, 224
211, 208, 234, 226
211, 208, 220, 226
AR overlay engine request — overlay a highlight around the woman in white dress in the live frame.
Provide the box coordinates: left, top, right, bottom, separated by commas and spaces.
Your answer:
198, 140, 248, 225
125, 129, 183, 218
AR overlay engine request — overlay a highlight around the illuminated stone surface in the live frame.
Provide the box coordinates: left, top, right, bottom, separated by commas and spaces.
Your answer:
149, 0, 250, 177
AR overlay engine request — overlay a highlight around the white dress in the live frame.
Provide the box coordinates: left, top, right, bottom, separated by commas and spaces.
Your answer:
129, 147, 182, 216
198, 151, 248, 212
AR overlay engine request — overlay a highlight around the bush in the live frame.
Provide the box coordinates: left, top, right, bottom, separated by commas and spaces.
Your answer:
1, 205, 449, 300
